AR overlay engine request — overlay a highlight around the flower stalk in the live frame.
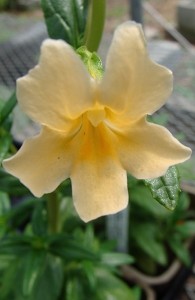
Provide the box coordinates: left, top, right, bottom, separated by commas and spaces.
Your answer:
47, 192, 60, 233
84, 0, 106, 52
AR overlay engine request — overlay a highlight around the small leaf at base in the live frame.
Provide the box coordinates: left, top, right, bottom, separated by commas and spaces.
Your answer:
144, 166, 180, 210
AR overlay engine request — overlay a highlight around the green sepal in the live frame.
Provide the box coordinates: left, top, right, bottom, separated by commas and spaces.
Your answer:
77, 46, 103, 79
144, 166, 180, 211
41, 0, 88, 48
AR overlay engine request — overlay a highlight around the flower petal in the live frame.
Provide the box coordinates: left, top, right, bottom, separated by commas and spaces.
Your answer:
117, 118, 192, 179
17, 39, 92, 131
3, 127, 76, 197
70, 122, 128, 222
100, 22, 172, 121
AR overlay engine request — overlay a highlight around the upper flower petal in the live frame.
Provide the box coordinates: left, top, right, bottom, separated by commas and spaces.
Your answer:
117, 118, 191, 179
70, 121, 128, 222
17, 39, 92, 131
99, 22, 172, 122
2, 126, 77, 197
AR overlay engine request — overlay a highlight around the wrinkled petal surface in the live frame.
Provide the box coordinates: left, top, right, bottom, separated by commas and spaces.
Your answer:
117, 118, 192, 179
3, 127, 77, 197
70, 121, 128, 222
17, 39, 92, 131
100, 22, 173, 123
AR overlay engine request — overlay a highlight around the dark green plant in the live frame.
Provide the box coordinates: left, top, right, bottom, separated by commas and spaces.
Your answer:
128, 177, 195, 275
0, 0, 8, 10
0, 194, 139, 300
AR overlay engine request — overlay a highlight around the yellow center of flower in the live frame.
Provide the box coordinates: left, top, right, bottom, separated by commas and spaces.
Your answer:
87, 107, 106, 127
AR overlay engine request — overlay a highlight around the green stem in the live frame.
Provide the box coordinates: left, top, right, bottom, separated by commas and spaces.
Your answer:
84, 0, 106, 52
47, 192, 60, 234
0, 92, 17, 125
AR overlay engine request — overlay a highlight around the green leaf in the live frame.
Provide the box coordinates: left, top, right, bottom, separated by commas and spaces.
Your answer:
59, 197, 82, 232
0, 130, 12, 163
100, 252, 134, 267
0, 258, 20, 300
130, 184, 169, 218
169, 192, 190, 225
0, 191, 10, 215
32, 201, 48, 236
169, 236, 191, 266
6, 198, 37, 230
77, 46, 103, 79
0, 192, 10, 236
41, 0, 89, 48
176, 221, 195, 239
0, 92, 17, 125
31, 255, 64, 300
144, 166, 180, 210
131, 286, 142, 300
48, 234, 98, 261
82, 261, 97, 290
95, 268, 136, 300
0, 254, 15, 271
82, 224, 97, 250
0, 168, 30, 196
0, 235, 32, 256
66, 277, 85, 300
127, 174, 139, 188
22, 249, 47, 297
132, 223, 167, 266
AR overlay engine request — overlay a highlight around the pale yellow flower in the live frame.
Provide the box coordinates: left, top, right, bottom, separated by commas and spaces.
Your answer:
3, 22, 191, 222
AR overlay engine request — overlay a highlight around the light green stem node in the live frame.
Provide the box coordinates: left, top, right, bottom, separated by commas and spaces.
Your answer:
77, 46, 103, 79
